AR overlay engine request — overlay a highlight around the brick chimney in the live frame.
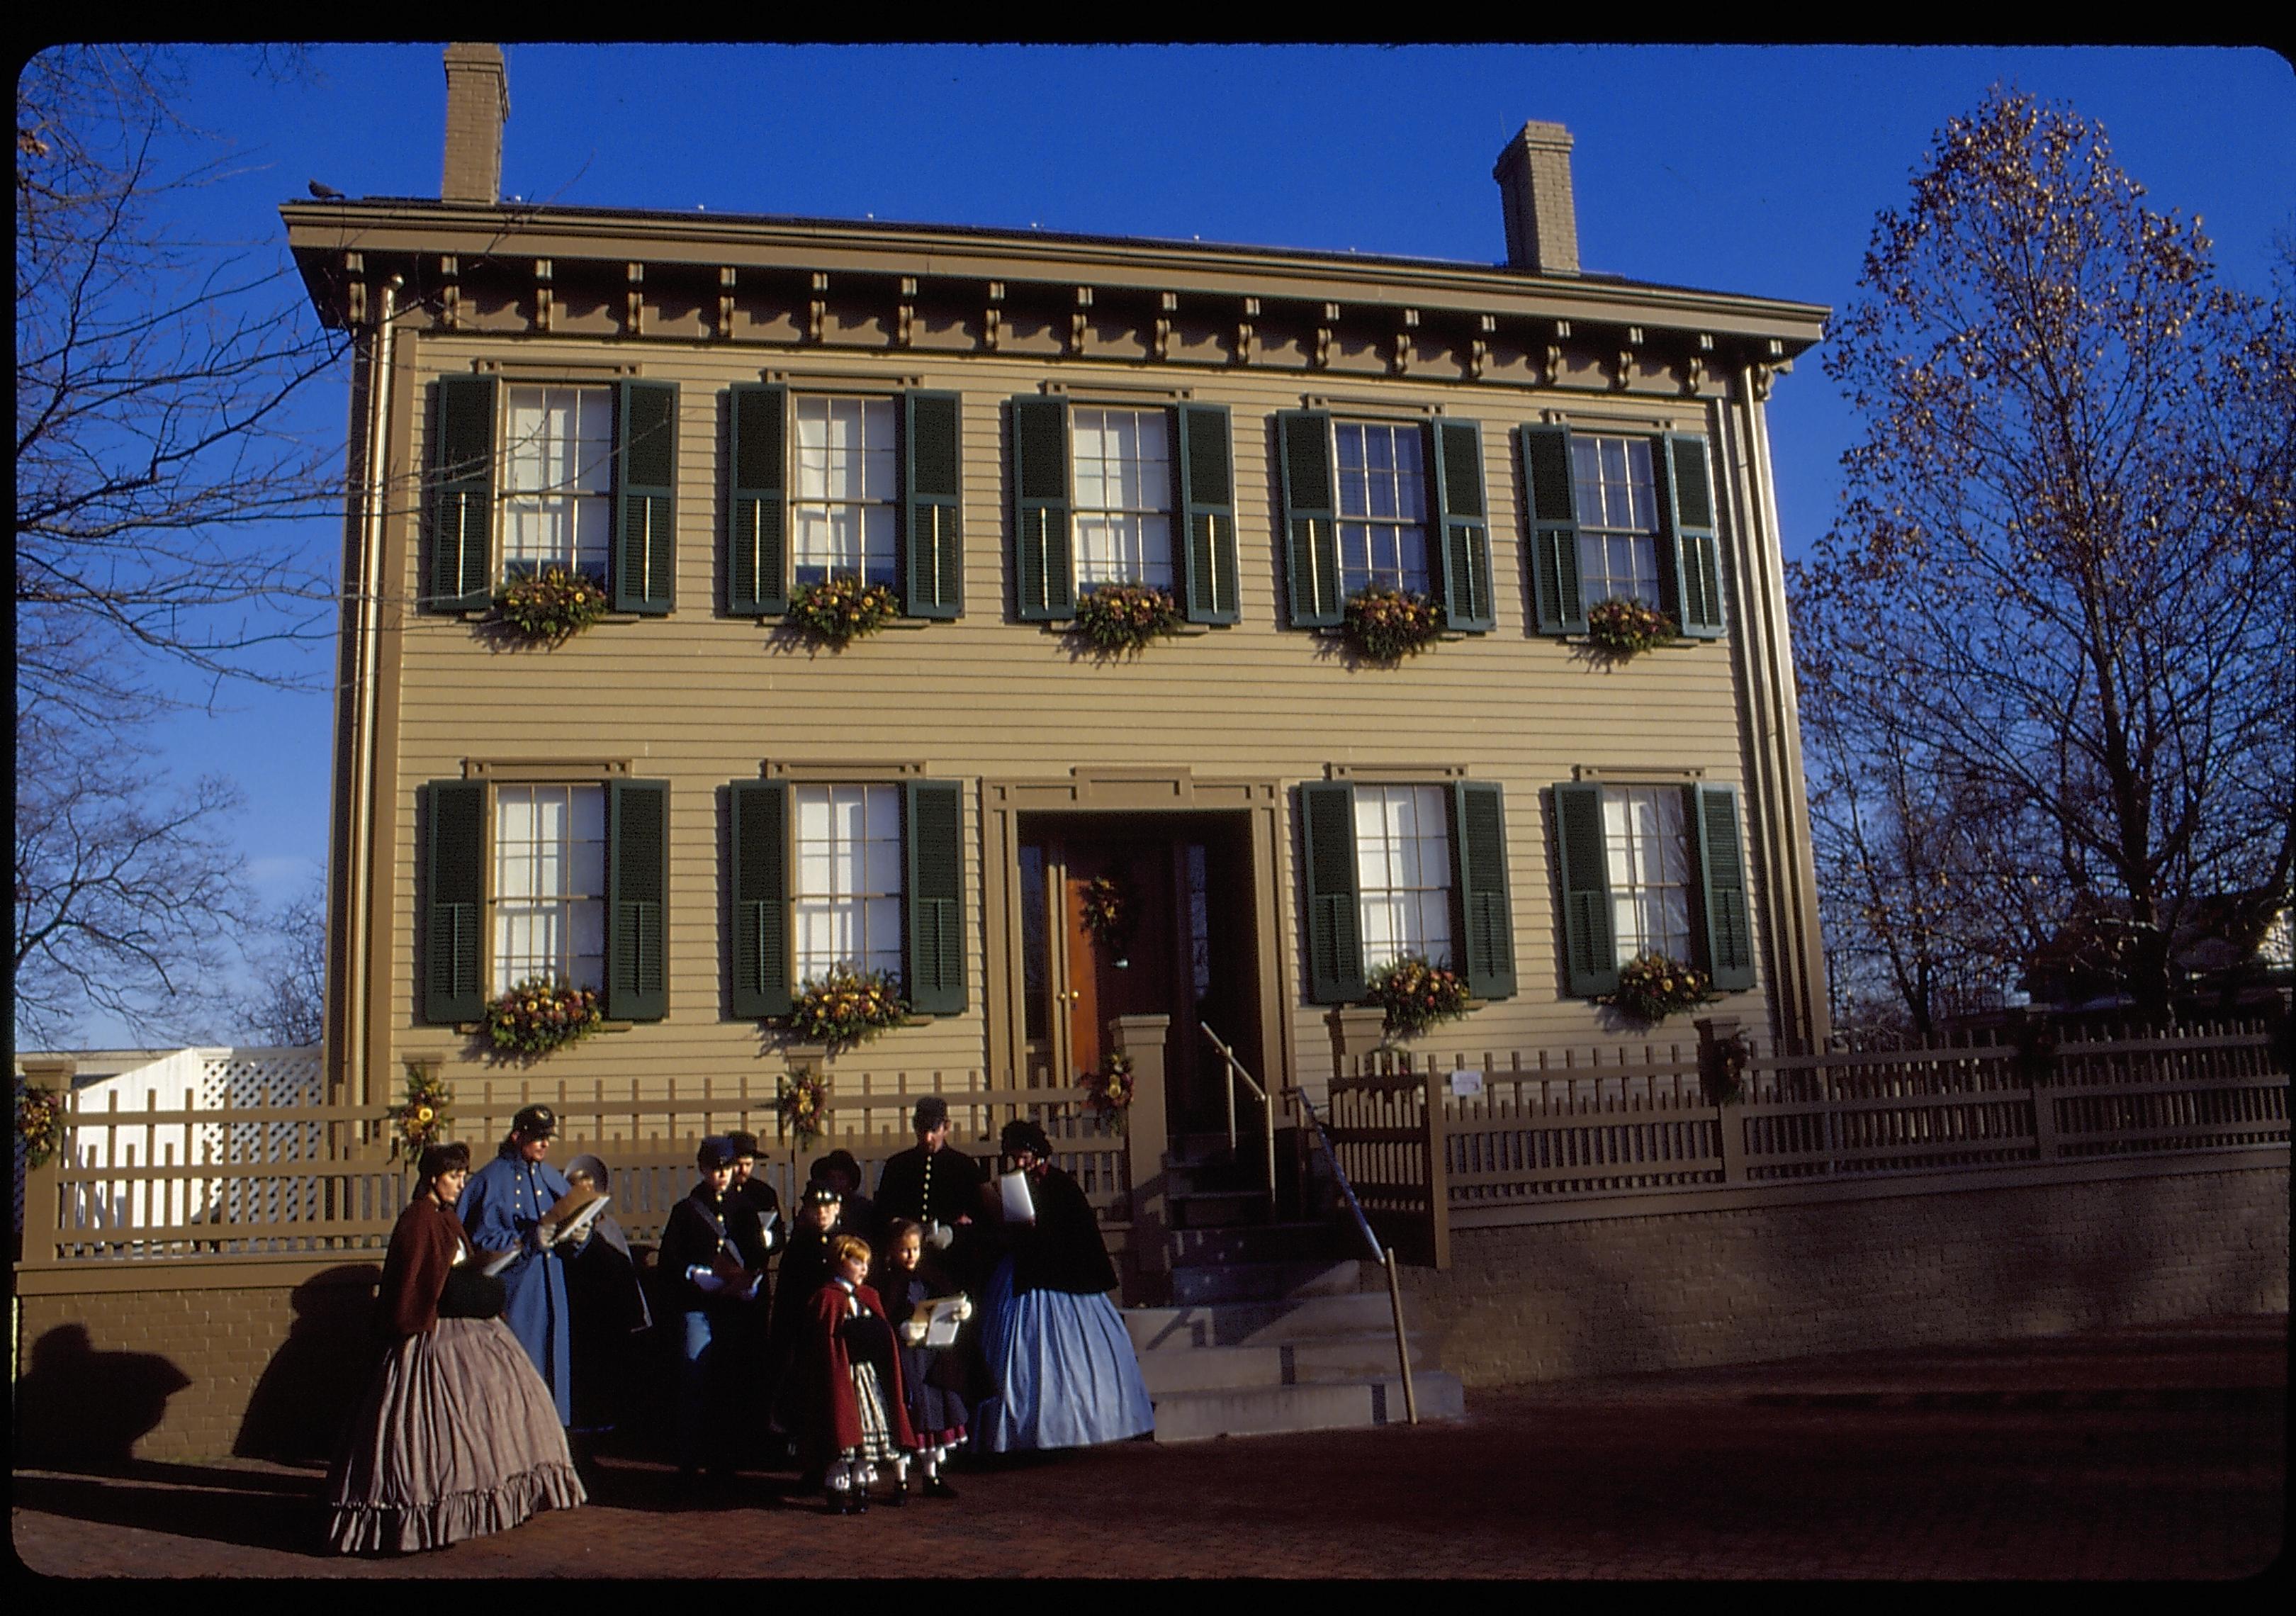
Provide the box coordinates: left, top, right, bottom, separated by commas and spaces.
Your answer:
441, 43, 510, 205
1493, 120, 1580, 276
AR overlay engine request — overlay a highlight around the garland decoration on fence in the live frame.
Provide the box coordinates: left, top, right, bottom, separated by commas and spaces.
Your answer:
16, 1084, 65, 1169
493, 566, 609, 644
777, 1067, 829, 1148
485, 977, 606, 1057
2013, 1019, 2061, 1085
782, 964, 908, 1048
1366, 954, 1474, 1037
1073, 583, 1183, 654
1702, 1030, 1753, 1105
1079, 1050, 1135, 1129
1079, 875, 1129, 950
1601, 953, 1715, 1024
388, 1064, 456, 1164
788, 578, 901, 648
1341, 585, 1443, 664
1584, 597, 1677, 658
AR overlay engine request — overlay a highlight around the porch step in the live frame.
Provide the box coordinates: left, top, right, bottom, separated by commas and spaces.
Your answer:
1169, 1258, 1363, 1306
1127, 1291, 1428, 1351
1148, 1372, 1465, 1442
1168, 1221, 1343, 1268
1166, 1186, 1268, 1229
1135, 1333, 1444, 1393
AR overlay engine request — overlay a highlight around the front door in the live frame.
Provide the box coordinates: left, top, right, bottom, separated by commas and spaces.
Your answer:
1059, 838, 1183, 1080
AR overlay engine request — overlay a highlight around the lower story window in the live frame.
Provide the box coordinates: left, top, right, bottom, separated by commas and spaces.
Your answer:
491, 784, 607, 992
794, 784, 903, 982
1602, 785, 1692, 962
1354, 784, 1453, 970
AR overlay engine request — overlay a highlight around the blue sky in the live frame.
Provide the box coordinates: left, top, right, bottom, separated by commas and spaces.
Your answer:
47, 44, 2296, 1045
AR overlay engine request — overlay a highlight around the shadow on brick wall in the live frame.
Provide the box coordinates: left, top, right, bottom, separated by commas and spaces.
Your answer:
16, 1324, 193, 1466
234, 1264, 386, 1461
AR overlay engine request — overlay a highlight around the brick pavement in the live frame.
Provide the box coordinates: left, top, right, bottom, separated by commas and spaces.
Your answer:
13, 1313, 2285, 1581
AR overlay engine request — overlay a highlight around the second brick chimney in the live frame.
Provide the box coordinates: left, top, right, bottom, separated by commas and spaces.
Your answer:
1492, 120, 1580, 277
441, 43, 510, 206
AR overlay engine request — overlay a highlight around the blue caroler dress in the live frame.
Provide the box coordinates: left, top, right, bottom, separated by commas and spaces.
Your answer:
974, 1165, 1155, 1452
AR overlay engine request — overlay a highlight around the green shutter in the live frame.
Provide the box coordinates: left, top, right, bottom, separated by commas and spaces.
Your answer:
1300, 782, 1365, 1004
1694, 783, 1755, 992
1520, 425, 1585, 634
1011, 397, 1073, 621
904, 780, 967, 1015
1175, 403, 1240, 624
613, 381, 678, 614
729, 781, 791, 1019
606, 779, 669, 1020
904, 391, 963, 619
424, 376, 495, 612
727, 383, 787, 616
1428, 420, 1495, 632
1553, 783, 1618, 997
1451, 781, 1515, 999
420, 780, 485, 1023
1658, 432, 1725, 638
1278, 411, 1341, 628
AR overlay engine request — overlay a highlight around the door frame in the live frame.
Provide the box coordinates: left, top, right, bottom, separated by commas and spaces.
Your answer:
982, 769, 1293, 1113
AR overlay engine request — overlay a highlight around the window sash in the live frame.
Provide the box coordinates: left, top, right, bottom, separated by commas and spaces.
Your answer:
1572, 436, 1662, 608
490, 784, 607, 992
1335, 422, 1429, 594
501, 386, 613, 577
1071, 407, 1174, 590
792, 784, 904, 982
1352, 784, 1453, 971
1601, 785, 1693, 963
792, 396, 898, 585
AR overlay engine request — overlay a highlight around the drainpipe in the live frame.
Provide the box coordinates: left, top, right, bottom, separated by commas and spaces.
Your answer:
344, 276, 401, 1116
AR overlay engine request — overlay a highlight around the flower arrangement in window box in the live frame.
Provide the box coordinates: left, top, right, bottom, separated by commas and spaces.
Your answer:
493, 566, 609, 643
484, 977, 605, 1057
782, 964, 908, 1048
788, 578, 901, 648
777, 1067, 829, 1148
386, 1063, 455, 1165
16, 1084, 66, 1169
1366, 954, 1473, 1038
1342, 586, 1442, 664
1584, 597, 1678, 658
1074, 583, 1182, 654
1079, 1050, 1135, 1130
1079, 875, 1128, 950
1601, 953, 1715, 1024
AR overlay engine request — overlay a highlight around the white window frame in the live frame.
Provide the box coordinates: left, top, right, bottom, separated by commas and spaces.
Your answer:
792, 395, 899, 587
1601, 785, 1694, 964
500, 384, 614, 580
489, 784, 608, 994
1334, 420, 1429, 596
792, 783, 904, 985
1070, 405, 1175, 592
1571, 434, 1664, 611
1354, 783, 1454, 972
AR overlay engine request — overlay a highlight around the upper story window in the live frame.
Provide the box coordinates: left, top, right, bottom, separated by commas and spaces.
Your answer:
792, 395, 898, 587
1071, 407, 1174, 592
500, 386, 614, 580
792, 783, 904, 984
491, 784, 607, 994
1569, 435, 1662, 612
1353, 783, 1453, 971
727, 385, 961, 619
1334, 422, 1430, 596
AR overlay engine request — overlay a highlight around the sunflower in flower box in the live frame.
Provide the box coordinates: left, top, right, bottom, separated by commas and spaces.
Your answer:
1341, 585, 1442, 664
1074, 583, 1183, 654
1602, 953, 1715, 1024
1366, 954, 1473, 1037
493, 566, 609, 643
783, 964, 908, 1048
1584, 597, 1677, 658
484, 977, 605, 1056
789, 578, 901, 648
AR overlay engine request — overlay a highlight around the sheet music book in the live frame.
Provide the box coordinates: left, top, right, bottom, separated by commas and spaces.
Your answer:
479, 1245, 521, 1278
908, 1294, 968, 1349
998, 1169, 1035, 1225
536, 1185, 607, 1246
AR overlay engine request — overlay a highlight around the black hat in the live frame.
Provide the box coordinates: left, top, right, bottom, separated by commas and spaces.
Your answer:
818, 1148, 862, 1187
801, 1182, 843, 1209
913, 1096, 950, 1131
1001, 1118, 1052, 1158
512, 1104, 557, 1139
697, 1135, 738, 1170
726, 1130, 760, 1158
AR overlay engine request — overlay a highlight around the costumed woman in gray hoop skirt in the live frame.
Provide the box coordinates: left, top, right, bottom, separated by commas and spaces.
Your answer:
325, 1142, 586, 1554
974, 1119, 1155, 1453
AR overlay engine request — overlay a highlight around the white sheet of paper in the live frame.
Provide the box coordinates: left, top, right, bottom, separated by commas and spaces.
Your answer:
999, 1169, 1035, 1225
923, 1296, 967, 1348
479, 1246, 519, 1277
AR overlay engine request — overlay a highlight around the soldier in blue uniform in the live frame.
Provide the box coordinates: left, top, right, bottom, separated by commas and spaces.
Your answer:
461, 1104, 585, 1426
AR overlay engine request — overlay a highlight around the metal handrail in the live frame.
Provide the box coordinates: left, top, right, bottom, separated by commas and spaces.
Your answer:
1198, 1022, 1276, 1218
1293, 1084, 1419, 1426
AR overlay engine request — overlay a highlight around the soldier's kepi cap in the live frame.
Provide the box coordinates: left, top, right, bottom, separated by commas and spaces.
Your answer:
913, 1096, 950, 1131
512, 1103, 558, 1139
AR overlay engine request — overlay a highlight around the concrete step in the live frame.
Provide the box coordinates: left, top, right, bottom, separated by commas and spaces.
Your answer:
1150, 1371, 1465, 1442
1126, 1291, 1425, 1352
1169, 1258, 1363, 1306
1135, 1334, 1444, 1394
1169, 1221, 1346, 1268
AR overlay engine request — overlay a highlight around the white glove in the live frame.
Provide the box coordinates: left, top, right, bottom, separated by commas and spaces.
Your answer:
687, 1265, 733, 1296
954, 1296, 973, 1323
524, 1224, 550, 1254
925, 1221, 955, 1251
899, 1320, 928, 1347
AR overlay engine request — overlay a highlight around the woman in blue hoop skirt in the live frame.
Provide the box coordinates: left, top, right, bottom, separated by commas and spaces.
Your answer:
973, 1118, 1155, 1452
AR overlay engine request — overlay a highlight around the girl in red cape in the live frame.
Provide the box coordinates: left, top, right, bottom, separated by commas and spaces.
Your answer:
801, 1233, 918, 1513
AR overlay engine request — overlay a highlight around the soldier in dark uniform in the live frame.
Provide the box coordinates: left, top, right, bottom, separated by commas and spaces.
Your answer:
873, 1096, 989, 1287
